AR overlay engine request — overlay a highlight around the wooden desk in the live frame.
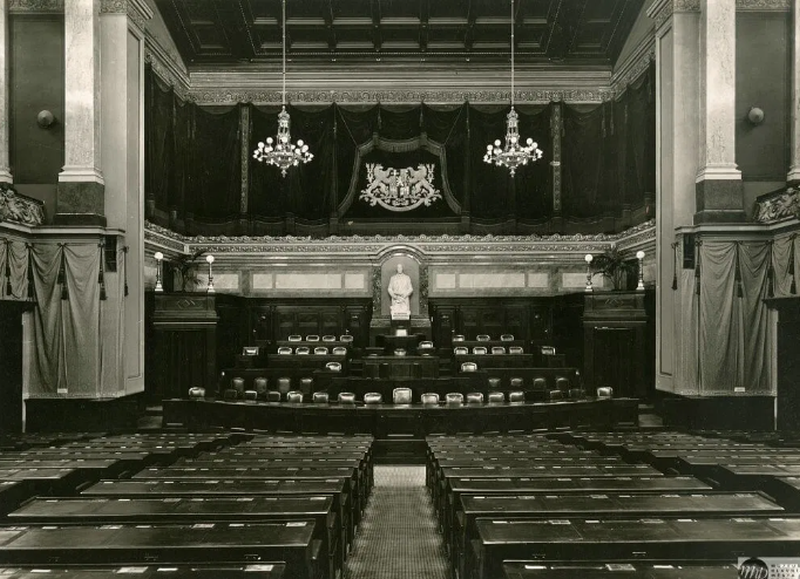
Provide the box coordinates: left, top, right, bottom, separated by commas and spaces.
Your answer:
502, 562, 737, 579
9, 497, 339, 579
0, 565, 287, 579
0, 522, 321, 579
362, 355, 439, 379
472, 517, 800, 579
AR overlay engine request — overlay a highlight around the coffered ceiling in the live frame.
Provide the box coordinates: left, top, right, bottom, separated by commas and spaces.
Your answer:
154, 0, 645, 68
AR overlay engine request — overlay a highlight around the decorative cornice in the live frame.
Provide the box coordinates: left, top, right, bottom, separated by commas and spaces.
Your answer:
188, 88, 614, 106
144, 219, 656, 257
612, 44, 655, 98
145, 37, 190, 100
647, 0, 700, 30
100, 0, 153, 33
8, 0, 63, 13
736, 0, 791, 10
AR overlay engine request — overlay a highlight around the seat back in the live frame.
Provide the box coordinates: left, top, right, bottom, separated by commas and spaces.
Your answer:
500, 334, 514, 342
313, 391, 330, 403
597, 386, 614, 398
332, 346, 347, 356
267, 390, 281, 402
488, 377, 502, 389
460, 362, 478, 373
476, 334, 491, 342
466, 392, 484, 404
295, 346, 310, 355
509, 377, 524, 389
299, 377, 314, 393
306, 335, 320, 342
454, 346, 469, 355
569, 388, 585, 399
555, 376, 570, 392
314, 346, 329, 355
326, 361, 343, 372
322, 335, 337, 342
508, 346, 524, 354
222, 388, 238, 400
254, 377, 268, 396
338, 391, 356, 404
445, 392, 464, 405
421, 392, 440, 405
286, 390, 304, 403
243, 390, 258, 401
532, 377, 547, 391
287, 334, 302, 342
508, 391, 525, 403
452, 334, 465, 342
364, 392, 383, 404
549, 389, 564, 401
276, 376, 291, 394
392, 387, 413, 404
472, 346, 488, 355
339, 334, 354, 343
491, 346, 506, 355
231, 377, 245, 396
487, 391, 505, 404
418, 341, 434, 354
188, 387, 206, 399
277, 346, 292, 355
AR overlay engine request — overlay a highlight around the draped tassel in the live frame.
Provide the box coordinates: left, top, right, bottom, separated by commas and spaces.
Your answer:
4, 240, 11, 297
59, 244, 68, 301
767, 240, 775, 298
671, 241, 678, 290
734, 242, 743, 298
376, 103, 382, 132
791, 235, 797, 295
123, 246, 129, 297
694, 240, 702, 296
98, 242, 107, 301
26, 243, 35, 301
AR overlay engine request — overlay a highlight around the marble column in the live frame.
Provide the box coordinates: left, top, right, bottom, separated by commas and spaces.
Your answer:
694, 0, 744, 222
56, 0, 105, 225
0, 0, 11, 183
788, 0, 800, 183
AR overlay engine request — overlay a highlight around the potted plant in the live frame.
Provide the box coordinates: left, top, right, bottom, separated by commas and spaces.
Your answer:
592, 246, 638, 291
173, 249, 207, 292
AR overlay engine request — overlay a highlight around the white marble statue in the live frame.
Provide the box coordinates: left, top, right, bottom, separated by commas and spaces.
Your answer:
388, 263, 413, 318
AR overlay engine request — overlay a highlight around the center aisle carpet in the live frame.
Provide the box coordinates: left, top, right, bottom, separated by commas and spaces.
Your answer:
344, 466, 449, 579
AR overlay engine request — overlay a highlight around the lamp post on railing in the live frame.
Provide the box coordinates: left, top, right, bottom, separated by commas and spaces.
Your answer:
584, 254, 594, 292
206, 254, 215, 294
154, 252, 164, 293
636, 250, 646, 291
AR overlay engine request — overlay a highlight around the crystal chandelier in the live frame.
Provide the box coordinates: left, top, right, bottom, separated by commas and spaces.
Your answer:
252, 0, 313, 177
483, 0, 544, 176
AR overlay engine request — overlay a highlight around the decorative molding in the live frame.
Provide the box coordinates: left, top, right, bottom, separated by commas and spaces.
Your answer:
754, 186, 800, 223
144, 36, 190, 100
188, 88, 614, 106
0, 185, 44, 226
239, 105, 250, 215
8, 0, 63, 13
144, 219, 656, 257
551, 104, 563, 215
647, 0, 700, 30
736, 0, 791, 10
100, 0, 152, 33
611, 42, 656, 98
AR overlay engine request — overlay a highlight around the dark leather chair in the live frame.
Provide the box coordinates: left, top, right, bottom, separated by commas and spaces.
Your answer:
556, 376, 570, 392
421, 392, 440, 405
188, 387, 205, 399
338, 392, 356, 404
287, 390, 304, 403
254, 377, 268, 399
597, 386, 614, 398
393, 387, 412, 404
488, 377, 502, 389
446, 392, 464, 406
549, 389, 564, 401
364, 392, 383, 404
232, 377, 245, 398
466, 392, 484, 404
243, 390, 258, 401
487, 391, 505, 404
508, 391, 525, 403
313, 391, 330, 403
267, 390, 281, 402
277, 377, 291, 396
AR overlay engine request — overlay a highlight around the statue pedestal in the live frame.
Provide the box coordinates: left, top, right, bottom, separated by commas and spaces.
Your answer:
370, 315, 432, 346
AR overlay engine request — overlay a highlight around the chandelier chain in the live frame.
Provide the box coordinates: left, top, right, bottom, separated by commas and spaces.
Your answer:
281, 0, 286, 105
511, 0, 514, 106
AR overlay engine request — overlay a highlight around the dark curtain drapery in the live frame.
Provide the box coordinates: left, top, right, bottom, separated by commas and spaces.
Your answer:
144, 66, 655, 232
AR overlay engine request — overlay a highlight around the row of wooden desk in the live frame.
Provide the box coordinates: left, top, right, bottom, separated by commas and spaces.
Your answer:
163, 398, 639, 435
0, 432, 376, 579
426, 432, 800, 579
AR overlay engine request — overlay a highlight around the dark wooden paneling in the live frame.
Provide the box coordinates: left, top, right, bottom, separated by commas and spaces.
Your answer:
0, 302, 27, 433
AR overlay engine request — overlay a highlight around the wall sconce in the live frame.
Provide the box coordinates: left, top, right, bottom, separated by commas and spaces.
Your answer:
37, 110, 55, 128
584, 254, 594, 292
636, 250, 645, 291
206, 254, 215, 294
747, 107, 765, 126
154, 251, 164, 293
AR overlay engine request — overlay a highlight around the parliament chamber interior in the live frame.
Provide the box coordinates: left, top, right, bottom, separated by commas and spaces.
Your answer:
1, 0, 800, 577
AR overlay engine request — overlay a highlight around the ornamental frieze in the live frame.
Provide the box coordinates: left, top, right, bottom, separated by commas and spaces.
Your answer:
0, 185, 44, 226
145, 220, 655, 256
754, 186, 800, 223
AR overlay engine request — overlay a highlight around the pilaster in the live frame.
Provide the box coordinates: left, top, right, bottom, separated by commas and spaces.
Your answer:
788, 0, 800, 183
0, 0, 11, 183
56, 0, 104, 225
694, 0, 744, 222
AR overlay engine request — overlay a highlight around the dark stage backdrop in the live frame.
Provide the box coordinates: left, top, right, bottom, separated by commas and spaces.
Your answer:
145, 65, 655, 236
